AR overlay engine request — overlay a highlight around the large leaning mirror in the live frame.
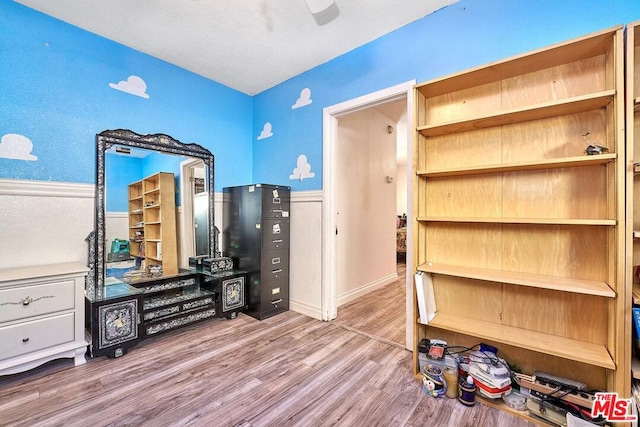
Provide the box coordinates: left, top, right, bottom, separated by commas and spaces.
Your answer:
90, 129, 219, 300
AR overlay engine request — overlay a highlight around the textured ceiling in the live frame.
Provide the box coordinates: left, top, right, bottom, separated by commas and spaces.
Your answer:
15, 0, 457, 95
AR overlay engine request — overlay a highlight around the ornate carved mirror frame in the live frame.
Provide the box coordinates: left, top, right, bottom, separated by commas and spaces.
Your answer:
88, 129, 218, 300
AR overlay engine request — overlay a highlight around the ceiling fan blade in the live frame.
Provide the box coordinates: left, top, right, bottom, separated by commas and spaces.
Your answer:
304, 0, 335, 14
304, 0, 339, 25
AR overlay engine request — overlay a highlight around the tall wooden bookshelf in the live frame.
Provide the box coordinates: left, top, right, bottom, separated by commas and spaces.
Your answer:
412, 25, 628, 416
128, 172, 178, 276
627, 21, 640, 386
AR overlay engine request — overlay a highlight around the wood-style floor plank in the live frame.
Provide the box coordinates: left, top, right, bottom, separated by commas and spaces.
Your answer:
334, 261, 407, 347
0, 292, 535, 427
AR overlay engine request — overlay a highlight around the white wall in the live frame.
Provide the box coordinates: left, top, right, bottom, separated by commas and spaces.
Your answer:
0, 180, 94, 269
105, 212, 128, 252
176, 192, 224, 263
288, 192, 323, 319
335, 108, 398, 305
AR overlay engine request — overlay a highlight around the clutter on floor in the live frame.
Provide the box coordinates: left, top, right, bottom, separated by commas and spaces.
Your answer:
418, 338, 615, 426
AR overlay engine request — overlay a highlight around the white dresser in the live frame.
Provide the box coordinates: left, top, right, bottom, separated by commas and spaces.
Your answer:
0, 262, 88, 375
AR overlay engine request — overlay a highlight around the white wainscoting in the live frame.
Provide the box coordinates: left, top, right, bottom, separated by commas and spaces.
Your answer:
0, 179, 95, 269
0, 181, 325, 320
105, 212, 128, 253
288, 191, 323, 320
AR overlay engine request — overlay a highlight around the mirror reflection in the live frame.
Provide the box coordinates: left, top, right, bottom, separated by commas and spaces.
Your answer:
104, 145, 209, 284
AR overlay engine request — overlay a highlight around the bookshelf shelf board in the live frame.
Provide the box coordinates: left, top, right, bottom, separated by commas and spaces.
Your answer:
417, 91, 614, 137
472, 395, 538, 424
425, 312, 615, 369
417, 154, 616, 178
414, 28, 618, 98
416, 217, 616, 226
417, 262, 614, 297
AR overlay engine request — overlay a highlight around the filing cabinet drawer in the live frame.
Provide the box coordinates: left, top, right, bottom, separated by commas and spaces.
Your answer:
0, 312, 75, 360
0, 279, 75, 324
261, 250, 289, 281
262, 219, 290, 250
261, 186, 290, 219
261, 278, 289, 309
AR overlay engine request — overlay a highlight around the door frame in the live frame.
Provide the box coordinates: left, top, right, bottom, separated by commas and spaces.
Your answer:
322, 80, 415, 349
179, 158, 205, 266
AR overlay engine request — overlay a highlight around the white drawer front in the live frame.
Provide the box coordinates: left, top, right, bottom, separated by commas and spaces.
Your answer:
0, 279, 75, 323
0, 312, 75, 360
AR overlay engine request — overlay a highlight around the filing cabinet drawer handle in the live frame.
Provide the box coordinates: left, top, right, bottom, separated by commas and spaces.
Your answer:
0, 295, 54, 307
271, 269, 283, 274
271, 299, 283, 305
273, 239, 283, 243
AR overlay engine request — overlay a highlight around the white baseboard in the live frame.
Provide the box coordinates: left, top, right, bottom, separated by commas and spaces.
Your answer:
337, 273, 398, 307
289, 299, 323, 320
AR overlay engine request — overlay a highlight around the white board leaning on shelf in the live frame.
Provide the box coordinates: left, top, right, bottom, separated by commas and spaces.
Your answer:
415, 271, 436, 324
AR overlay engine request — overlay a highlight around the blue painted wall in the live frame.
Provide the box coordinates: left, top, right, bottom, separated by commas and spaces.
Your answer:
105, 153, 143, 212
252, 0, 640, 191
0, 1, 252, 190
3, 0, 640, 194
105, 151, 186, 211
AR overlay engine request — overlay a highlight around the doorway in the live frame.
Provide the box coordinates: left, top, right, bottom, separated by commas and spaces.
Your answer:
179, 158, 207, 266
322, 80, 415, 349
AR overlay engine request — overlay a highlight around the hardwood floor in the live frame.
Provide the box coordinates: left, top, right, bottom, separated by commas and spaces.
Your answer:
0, 306, 535, 427
334, 261, 407, 347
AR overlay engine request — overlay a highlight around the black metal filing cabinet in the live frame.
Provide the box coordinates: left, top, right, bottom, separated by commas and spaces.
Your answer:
223, 184, 290, 320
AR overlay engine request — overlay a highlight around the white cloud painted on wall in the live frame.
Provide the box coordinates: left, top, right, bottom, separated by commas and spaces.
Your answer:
291, 88, 312, 109
109, 75, 150, 99
257, 122, 273, 140
289, 154, 315, 180
0, 133, 38, 161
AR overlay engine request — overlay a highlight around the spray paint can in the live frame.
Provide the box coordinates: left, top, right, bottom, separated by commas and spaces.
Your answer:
458, 375, 476, 406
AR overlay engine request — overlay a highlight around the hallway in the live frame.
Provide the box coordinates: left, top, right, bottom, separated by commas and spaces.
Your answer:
333, 261, 407, 348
